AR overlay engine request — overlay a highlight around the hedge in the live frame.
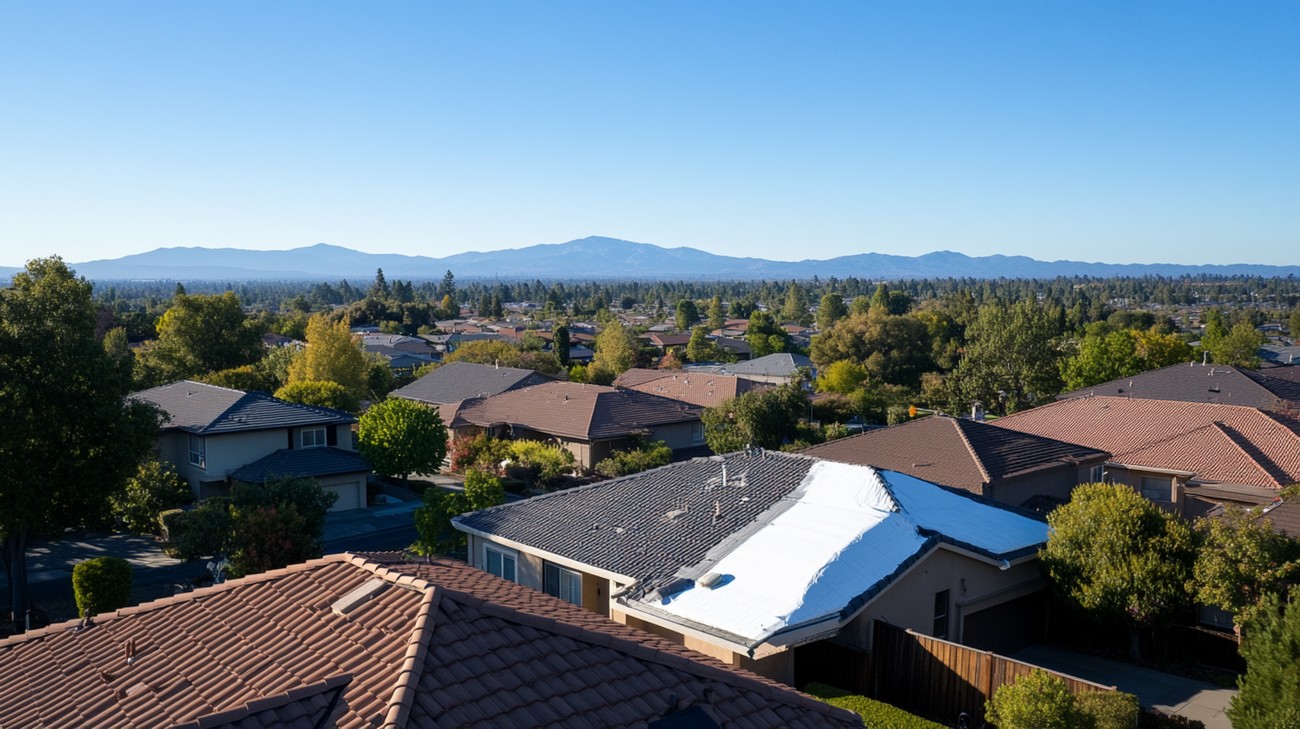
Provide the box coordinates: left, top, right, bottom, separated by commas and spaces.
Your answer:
72, 557, 133, 617
803, 682, 945, 729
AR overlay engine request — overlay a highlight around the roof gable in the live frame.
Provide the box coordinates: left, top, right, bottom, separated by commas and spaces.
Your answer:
455, 381, 701, 441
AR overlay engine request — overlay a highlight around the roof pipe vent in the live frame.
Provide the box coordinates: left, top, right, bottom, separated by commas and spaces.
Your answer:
698, 572, 723, 589
331, 578, 389, 617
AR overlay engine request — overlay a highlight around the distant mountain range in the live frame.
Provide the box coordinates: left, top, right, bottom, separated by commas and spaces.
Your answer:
5, 237, 1299, 281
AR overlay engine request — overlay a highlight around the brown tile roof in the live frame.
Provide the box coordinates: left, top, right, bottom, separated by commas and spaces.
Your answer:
619, 370, 768, 409
613, 367, 676, 389
0, 554, 855, 728
994, 396, 1300, 489
1057, 363, 1300, 412
454, 381, 702, 441
800, 416, 1107, 496
1261, 498, 1300, 538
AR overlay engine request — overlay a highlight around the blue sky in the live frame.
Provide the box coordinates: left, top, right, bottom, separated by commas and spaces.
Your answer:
2, 1, 1297, 268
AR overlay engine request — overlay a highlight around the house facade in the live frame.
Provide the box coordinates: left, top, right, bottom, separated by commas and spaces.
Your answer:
452, 450, 1049, 683
132, 381, 369, 511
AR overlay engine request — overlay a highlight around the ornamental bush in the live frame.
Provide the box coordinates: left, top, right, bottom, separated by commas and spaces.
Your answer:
985, 671, 1084, 729
802, 682, 943, 728
72, 557, 133, 617
111, 458, 193, 535
1077, 690, 1139, 729
594, 440, 673, 478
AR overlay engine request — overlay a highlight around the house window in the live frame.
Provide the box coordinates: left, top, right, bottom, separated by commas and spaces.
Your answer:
1198, 604, 1235, 632
301, 427, 328, 449
691, 422, 705, 444
484, 544, 517, 583
1089, 465, 1105, 483
933, 589, 950, 639
188, 435, 206, 470
1140, 476, 1172, 503
543, 562, 582, 606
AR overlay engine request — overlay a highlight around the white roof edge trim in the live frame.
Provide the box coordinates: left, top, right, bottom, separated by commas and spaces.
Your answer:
614, 600, 759, 657
452, 522, 637, 584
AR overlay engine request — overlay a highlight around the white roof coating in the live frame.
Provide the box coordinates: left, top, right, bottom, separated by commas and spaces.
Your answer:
637, 460, 1048, 646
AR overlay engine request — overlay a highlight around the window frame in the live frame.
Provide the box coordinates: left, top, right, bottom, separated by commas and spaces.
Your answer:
1140, 476, 1173, 503
932, 589, 950, 639
691, 422, 705, 444
300, 427, 328, 449
484, 543, 518, 583
188, 434, 206, 470
543, 561, 583, 606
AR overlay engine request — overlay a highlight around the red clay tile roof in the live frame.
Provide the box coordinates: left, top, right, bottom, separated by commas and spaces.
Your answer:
801, 416, 1108, 495
0, 554, 856, 729
619, 370, 768, 409
454, 381, 702, 441
994, 396, 1300, 489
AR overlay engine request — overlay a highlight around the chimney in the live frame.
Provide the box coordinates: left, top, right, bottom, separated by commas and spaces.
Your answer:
971, 403, 985, 421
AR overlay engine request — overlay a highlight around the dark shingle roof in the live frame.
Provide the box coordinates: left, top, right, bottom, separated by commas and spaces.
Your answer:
228, 447, 371, 483
455, 451, 816, 580
131, 381, 355, 434
800, 415, 1108, 495
1057, 363, 1300, 412
453, 381, 702, 441
699, 353, 812, 378
0, 554, 857, 729
389, 361, 554, 405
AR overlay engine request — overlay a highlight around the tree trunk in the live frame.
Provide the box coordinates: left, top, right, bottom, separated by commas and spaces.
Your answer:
1128, 625, 1142, 662
5, 530, 28, 633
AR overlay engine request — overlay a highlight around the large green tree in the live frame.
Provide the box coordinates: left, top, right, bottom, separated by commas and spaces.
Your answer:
288, 313, 369, 399
589, 322, 638, 382
809, 310, 933, 389
0, 258, 160, 625
1041, 482, 1196, 660
675, 299, 699, 331
701, 384, 807, 453
1192, 507, 1300, 628
1228, 587, 1300, 729
745, 310, 790, 358
780, 282, 811, 325
815, 292, 847, 331
1207, 322, 1265, 368
358, 398, 448, 487
948, 299, 1063, 414
133, 291, 263, 386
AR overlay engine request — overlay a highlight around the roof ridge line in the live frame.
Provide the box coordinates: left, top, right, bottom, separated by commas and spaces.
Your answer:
950, 418, 993, 484
1211, 422, 1290, 487
171, 673, 353, 729
380, 584, 441, 729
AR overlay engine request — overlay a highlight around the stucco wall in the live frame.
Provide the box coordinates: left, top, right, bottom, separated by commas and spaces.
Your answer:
839, 547, 1044, 651
466, 535, 611, 615
648, 421, 705, 452
988, 459, 1106, 508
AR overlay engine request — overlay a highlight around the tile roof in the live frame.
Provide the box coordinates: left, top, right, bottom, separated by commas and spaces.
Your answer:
1057, 363, 1300, 412
0, 554, 856, 729
132, 381, 356, 435
993, 396, 1300, 489
390, 361, 554, 406
453, 381, 702, 441
228, 447, 371, 483
1261, 498, 1300, 538
800, 415, 1107, 495
617, 370, 768, 409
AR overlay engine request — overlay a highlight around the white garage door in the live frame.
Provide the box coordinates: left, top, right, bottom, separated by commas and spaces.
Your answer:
322, 477, 364, 512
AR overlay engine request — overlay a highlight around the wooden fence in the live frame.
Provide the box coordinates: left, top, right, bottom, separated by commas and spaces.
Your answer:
872, 621, 1117, 725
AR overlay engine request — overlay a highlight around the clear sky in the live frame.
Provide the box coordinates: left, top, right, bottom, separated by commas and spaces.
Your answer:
2, 1, 1297, 268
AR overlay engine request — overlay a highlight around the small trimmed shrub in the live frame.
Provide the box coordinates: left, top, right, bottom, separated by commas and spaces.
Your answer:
986, 671, 1085, 729
504, 440, 575, 489
1078, 690, 1139, 729
162, 499, 234, 560
803, 682, 944, 729
72, 557, 133, 617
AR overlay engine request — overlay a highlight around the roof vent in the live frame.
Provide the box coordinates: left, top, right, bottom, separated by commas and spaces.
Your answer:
698, 572, 723, 589
665, 508, 688, 521
331, 577, 389, 617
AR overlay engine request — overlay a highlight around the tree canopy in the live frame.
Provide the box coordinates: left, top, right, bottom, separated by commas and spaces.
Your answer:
0, 258, 160, 623
358, 398, 448, 486
133, 291, 263, 386
287, 313, 369, 399
1192, 507, 1300, 626
1041, 482, 1196, 660
701, 384, 807, 453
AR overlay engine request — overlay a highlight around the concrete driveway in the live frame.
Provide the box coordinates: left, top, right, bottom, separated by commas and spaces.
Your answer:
1010, 644, 1236, 729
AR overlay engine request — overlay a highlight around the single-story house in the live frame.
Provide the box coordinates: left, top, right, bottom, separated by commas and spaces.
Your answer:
801, 415, 1109, 512
685, 353, 814, 386
993, 396, 1300, 517
453, 450, 1050, 683
0, 553, 857, 728
131, 381, 369, 511
390, 361, 557, 407
444, 381, 706, 470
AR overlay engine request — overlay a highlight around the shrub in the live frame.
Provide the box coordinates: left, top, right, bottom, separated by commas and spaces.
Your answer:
1140, 707, 1206, 728
161, 499, 234, 560
448, 433, 510, 474
274, 380, 361, 413
228, 504, 313, 578
504, 440, 575, 489
72, 557, 133, 617
463, 469, 506, 511
986, 671, 1085, 729
110, 458, 193, 535
1077, 690, 1139, 729
412, 487, 469, 557
802, 682, 943, 728
594, 441, 673, 478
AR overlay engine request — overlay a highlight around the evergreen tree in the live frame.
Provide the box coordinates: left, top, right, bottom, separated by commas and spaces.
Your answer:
815, 292, 847, 330
706, 295, 725, 330
1228, 587, 1300, 729
675, 299, 699, 331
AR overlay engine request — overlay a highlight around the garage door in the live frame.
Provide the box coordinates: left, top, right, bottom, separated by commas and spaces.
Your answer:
322, 478, 363, 511
962, 590, 1047, 654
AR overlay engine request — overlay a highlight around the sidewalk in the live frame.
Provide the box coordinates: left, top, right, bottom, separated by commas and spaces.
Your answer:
1010, 644, 1236, 729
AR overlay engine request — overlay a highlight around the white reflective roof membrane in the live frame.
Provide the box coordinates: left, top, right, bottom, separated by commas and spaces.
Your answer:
649, 460, 928, 644
882, 470, 1049, 555
640, 461, 1049, 646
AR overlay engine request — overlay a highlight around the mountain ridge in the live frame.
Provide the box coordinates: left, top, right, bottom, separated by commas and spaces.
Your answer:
4, 236, 1297, 281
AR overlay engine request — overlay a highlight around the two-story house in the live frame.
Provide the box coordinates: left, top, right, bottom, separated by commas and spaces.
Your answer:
132, 381, 371, 511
